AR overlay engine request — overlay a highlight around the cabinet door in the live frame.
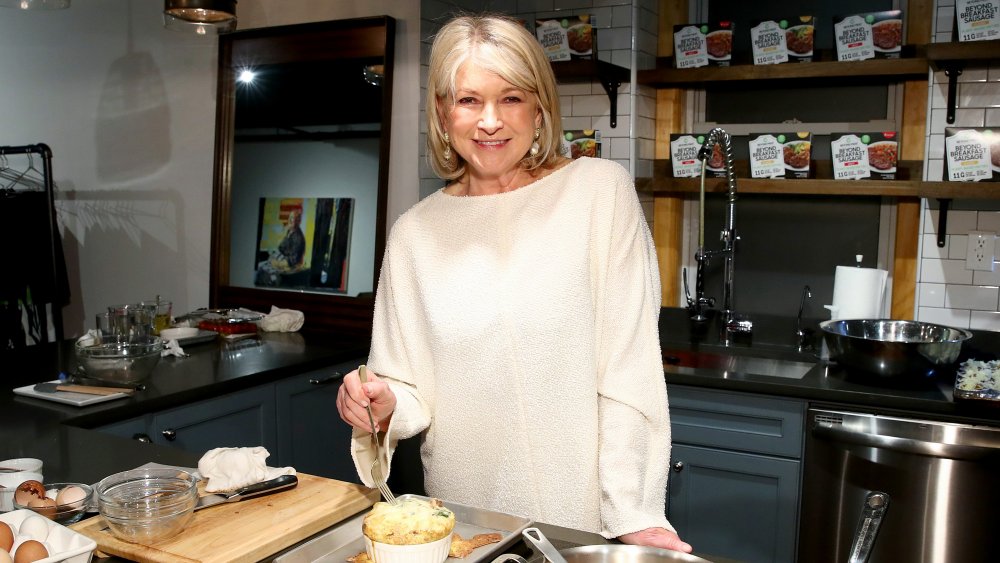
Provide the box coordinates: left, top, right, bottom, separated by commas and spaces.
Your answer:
97, 415, 151, 442
668, 443, 800, 563
150, 385, 277, 455
274, 364, 359, 483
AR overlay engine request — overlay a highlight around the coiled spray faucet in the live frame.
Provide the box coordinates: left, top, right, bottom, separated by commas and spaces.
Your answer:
685, 127, 750, 334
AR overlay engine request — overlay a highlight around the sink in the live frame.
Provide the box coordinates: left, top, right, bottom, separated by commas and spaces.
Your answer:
664, 349, 816, 379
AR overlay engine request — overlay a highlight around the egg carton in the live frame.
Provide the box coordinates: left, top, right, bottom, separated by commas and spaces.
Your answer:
0, 510, 95, 563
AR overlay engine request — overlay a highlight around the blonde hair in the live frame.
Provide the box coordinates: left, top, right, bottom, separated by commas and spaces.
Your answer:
426, 14, 564, 180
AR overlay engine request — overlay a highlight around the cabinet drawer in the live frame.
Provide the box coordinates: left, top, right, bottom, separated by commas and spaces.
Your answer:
668, 385, 804, 458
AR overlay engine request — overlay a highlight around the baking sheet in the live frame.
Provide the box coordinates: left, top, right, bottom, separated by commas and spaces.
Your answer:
176, 329, 218, 346
13, 380, 130, 407
274, 494, 532, 563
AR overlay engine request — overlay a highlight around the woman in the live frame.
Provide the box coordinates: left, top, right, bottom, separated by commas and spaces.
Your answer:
336, 14, 690, 554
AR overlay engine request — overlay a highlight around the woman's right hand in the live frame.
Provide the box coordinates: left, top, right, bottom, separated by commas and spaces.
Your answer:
336, 366, 397, 433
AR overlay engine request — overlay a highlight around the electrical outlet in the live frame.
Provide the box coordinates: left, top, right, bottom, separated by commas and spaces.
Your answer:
966, 231, 996, 271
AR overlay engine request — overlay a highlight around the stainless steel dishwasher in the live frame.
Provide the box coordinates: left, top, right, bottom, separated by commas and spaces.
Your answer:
799, 408, 1000, 563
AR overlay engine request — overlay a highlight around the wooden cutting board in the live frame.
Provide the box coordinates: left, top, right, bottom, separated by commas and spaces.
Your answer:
70, 473, 378, 563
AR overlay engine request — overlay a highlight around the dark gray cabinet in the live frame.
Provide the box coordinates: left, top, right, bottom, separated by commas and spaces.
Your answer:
96, 360, 363, 482
275, 362, 359, 483
98, 385, 277, 454
667, 385, 804, 563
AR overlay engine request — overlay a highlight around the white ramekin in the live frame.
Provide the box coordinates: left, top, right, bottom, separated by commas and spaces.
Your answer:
364, 532, 452, 563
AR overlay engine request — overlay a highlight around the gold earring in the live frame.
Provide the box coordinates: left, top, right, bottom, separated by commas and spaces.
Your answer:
443, 132, 451, 162
529, 128, 540, 156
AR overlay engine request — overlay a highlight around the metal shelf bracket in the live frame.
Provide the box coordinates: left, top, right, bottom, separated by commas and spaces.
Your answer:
600, 76, 622, 128
937, 198, 951, 248
943, 63, 963, 125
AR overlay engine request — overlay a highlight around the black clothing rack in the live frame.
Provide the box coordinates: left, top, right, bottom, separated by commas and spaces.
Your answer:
0, 143, 65, 372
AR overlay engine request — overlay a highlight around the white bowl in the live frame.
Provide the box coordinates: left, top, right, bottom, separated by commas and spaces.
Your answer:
0, 458, 44, 511
0, 509, 96, 563
364, 532, 452, 563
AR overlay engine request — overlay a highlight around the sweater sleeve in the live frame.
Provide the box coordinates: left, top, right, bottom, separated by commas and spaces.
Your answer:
350, 225, 432, 487
594, 163, 674, 537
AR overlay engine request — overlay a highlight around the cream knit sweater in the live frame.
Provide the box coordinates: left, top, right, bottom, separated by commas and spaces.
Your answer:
351, 157, 674, 537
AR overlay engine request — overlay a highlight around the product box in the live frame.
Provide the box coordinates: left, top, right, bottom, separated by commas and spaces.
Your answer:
750, 19, 788, 65
673, 22, 734, 68
673, 134, 731, 178
944, 127, 1000, 182
749, 132, 811, 179
833, 11, 903, 61
784, 16, 816, 62
956, 0, 1000, 42
562, 130, 601, 159
536, 15, 594, 62
831, 132, 899, 180
669, 134, 707, 177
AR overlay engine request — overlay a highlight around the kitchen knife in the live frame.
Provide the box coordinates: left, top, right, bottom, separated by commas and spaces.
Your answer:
194, 474, 298, 511
33, 382, 134, 396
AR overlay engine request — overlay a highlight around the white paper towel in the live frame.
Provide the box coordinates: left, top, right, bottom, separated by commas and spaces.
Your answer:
825, 265, 888, 319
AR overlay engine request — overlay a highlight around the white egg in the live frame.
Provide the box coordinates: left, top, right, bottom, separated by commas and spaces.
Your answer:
14, 516, 48, 542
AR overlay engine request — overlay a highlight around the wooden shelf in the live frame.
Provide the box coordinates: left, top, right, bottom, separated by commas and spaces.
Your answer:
637, 56, 928, 88
925, 39, 1000, 63
636, 160, 1000, 200
552, 59, 629, 128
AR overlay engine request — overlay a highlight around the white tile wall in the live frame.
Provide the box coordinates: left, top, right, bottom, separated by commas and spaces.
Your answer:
418, 0, 655, 218
917, 0, 1000, 329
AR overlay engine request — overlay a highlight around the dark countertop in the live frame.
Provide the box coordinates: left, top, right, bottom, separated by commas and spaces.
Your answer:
659, 307, 1000, 425
2, 331, 368, 484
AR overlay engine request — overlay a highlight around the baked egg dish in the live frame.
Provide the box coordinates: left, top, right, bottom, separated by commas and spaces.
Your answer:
362, 497, 455, 545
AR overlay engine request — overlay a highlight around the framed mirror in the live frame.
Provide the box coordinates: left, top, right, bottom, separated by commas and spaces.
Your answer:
210, 16, 394, 337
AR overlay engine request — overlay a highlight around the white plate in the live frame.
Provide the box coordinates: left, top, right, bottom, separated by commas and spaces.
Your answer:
785, 25, 814, 57
871, 19, 903, 52
13, 380, 130, 407
783, 141, 812, 171
705, 30, 733, 60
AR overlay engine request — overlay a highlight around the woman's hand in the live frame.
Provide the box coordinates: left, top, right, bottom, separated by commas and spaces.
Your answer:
336, 366, 397, 433
617, 527, 692, 553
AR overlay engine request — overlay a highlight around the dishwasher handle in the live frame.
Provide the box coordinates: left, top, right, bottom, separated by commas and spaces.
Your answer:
813, 422, 998, 460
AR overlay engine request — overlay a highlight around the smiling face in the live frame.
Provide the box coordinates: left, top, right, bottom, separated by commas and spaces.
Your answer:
441, 62, 542, 189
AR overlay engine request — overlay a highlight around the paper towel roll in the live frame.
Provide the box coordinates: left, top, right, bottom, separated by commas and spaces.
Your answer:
826, 265, 888, 320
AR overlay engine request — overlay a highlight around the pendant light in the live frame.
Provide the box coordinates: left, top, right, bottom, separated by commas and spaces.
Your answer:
163, 0, 236, 35
0, 0, 70, 9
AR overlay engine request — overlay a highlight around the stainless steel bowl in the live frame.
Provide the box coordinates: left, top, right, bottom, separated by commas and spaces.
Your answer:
75, 336, 163, 384
820, 319, 972, 378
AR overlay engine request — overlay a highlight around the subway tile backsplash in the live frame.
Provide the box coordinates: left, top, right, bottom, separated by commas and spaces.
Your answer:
918, 1, 1000, 330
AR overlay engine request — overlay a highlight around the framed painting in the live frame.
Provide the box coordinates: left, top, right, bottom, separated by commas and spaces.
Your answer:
254, 197, 354, 293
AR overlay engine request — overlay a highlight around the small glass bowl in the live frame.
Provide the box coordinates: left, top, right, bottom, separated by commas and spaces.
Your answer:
96, 468, 198, 543
13, 482, 93, 525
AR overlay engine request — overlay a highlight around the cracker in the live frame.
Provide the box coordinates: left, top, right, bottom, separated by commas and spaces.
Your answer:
449, 532, 503, 558
346, 551, 371, 563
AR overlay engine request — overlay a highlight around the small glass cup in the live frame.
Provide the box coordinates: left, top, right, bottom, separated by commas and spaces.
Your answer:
107, 303, 155, 342
142, 298, 173, 335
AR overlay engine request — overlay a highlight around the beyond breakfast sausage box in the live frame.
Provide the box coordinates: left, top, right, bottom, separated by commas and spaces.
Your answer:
749, 132, 812, 179
673, 22, 734, 68
783, 16, 816, 62
536, 15, 595, 62
670, 134, 730, 178
944, 127, 1000, 182
750, 17, 815, 64
831, 132, 899, 180
955, 0, 1000, 42
833, 11, 904, 61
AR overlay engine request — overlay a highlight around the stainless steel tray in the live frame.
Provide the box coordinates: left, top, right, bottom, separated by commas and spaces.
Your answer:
274, 494, 532, 563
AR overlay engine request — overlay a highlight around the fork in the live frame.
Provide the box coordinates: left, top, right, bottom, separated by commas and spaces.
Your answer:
358, 365, 398, 505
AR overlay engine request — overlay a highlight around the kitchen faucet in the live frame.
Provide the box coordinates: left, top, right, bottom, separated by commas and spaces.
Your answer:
797, 285, 812, 350
685, 127, 751, 334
